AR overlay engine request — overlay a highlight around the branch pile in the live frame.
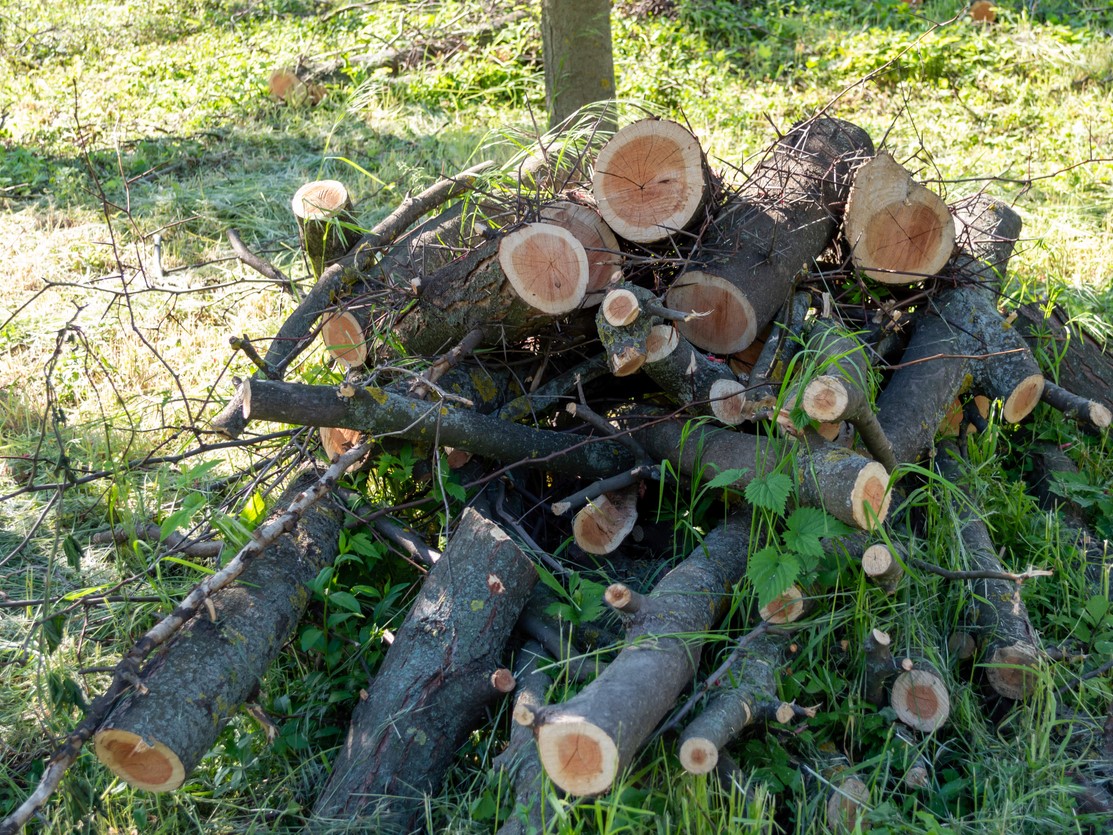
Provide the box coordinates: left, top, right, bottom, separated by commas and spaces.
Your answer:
6, 111, 1112, 833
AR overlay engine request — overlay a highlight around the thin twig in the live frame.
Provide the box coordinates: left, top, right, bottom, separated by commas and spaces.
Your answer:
229, 335, 278, 379
909, 556, 1053, 584
226, 228, 292, 293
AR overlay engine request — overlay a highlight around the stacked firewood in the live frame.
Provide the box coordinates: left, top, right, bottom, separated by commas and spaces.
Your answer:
88, 114, 1113, 831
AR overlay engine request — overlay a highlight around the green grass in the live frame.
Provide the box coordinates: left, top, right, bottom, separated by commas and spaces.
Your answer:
3, 0, 1113, 832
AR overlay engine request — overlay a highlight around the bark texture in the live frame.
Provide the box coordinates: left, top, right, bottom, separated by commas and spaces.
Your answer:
313, 507, 538, 826
94, 470, 343, 791
530, 515, 751, 795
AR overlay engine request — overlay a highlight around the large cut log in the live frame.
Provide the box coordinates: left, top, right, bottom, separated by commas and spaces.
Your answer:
843, 152, 955, 285
937, 448, 1041, 699
93, 469, 343, 791
624, 414, 892, 530
541, 197, 624, 303
677, 629, 796, 775
875, 195, 1043, 465
312, 506, 538, 825
292, 179, 358, 278
393, 222, 591, 355
665, 118, 874, 355
591, 118, 711, 244
523, 515, 750, 795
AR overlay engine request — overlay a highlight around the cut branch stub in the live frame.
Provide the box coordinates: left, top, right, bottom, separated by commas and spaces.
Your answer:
572, 486, 639, 555
591, 118, 708, 244
861, 543, 904, 594
292, 180, 357, 278
759, 584, 806, 624
844, 152, 955, 284
540, 198, 623, 301
891, 668, 950, 732
499, 222, 589, 314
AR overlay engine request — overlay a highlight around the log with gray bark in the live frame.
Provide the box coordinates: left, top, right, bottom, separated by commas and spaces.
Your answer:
93, 469, 344, 791
312, 506, 538, 826
665, 117, 874, 355
521, 515, 751, 795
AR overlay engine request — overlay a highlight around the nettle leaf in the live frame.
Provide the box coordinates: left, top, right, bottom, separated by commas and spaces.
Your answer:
783, 506, 849, 564
744, 473, 792, 515
746, 545, 799, 608
704, 467, 750, 491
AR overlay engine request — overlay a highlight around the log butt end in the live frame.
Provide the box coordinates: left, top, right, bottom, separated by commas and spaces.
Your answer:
678, 737, 718, 775
645, 324, 679, 363
760, 584, 805, 624
94, 729, 186, 792
536, 716, 619, 796
321, 310, 368, 367
852, 461, 892, 531
500, 223, 589, 315
709, 378, 749, 426
891, 669, 950, 732
1089, 400, 1112, 430
1001, 373, 1045, 424
986, 642, 1040, 700
666, 272, 758, 356
802, 376, 850, 423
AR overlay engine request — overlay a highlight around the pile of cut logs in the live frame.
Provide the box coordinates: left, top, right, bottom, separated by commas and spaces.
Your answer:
91, 115, 1113, 831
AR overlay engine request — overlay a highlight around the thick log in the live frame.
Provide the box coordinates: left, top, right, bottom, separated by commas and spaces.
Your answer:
891, 666, 950, 732
527, 515, 751, 795
313, 507, 538, 824
93, 469, 343, 791
541, 197, 624, 303
292, 179, 358, 278
591, 118, 710, 244
665, 118, 874, 355
677, 629, 795, 775
876, 195, 1042, 465
843, 152, 955, 284
393, 225, 591, 355
625, 414, 892, 530
242, 379, 634, 480
937, 449, 1041, 699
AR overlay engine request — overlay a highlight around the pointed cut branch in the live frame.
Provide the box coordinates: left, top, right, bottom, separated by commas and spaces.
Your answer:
844, 152, 955, 285
528, 515, 750, 795
666, 118, 874, 355
312, 507, 537, 826
592, 118, 710, 244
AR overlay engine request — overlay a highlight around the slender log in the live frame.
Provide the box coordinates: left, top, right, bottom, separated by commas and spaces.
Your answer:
666, 118, 873, 355
312, 507, 538, 825
95, 468, 343, 790
292, 179, 358, 278
528, 515, 751, 795
242, 379, 634, 480
861, 542, 905, 593
937, 448, 1041, 699
495, 643, 553, 835
759, 584, 806, 624
1015, 301, 1113, 417
1039, 380, 1112, 430
876, 195, 1041, 465
844, 152, 955, 284
591, 118, 710, 244
677, 630, 794, 775
864, 628, 900, 707
623, 413, 891, 530
91, 524, 222, 561
596, 285, 656, 376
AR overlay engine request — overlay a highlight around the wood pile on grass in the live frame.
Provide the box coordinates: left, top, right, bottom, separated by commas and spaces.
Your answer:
6, 111, 1112, 834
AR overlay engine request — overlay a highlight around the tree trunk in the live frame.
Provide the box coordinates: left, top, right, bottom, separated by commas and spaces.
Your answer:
312, 507, 538, 826
93, 469, 343, 791
526, 515, 751, 796
665, 118, 873, 355
541, 0, 615, 128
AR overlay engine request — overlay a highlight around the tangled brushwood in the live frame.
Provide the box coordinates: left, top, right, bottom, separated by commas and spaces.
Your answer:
6, 111, 1113, 834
